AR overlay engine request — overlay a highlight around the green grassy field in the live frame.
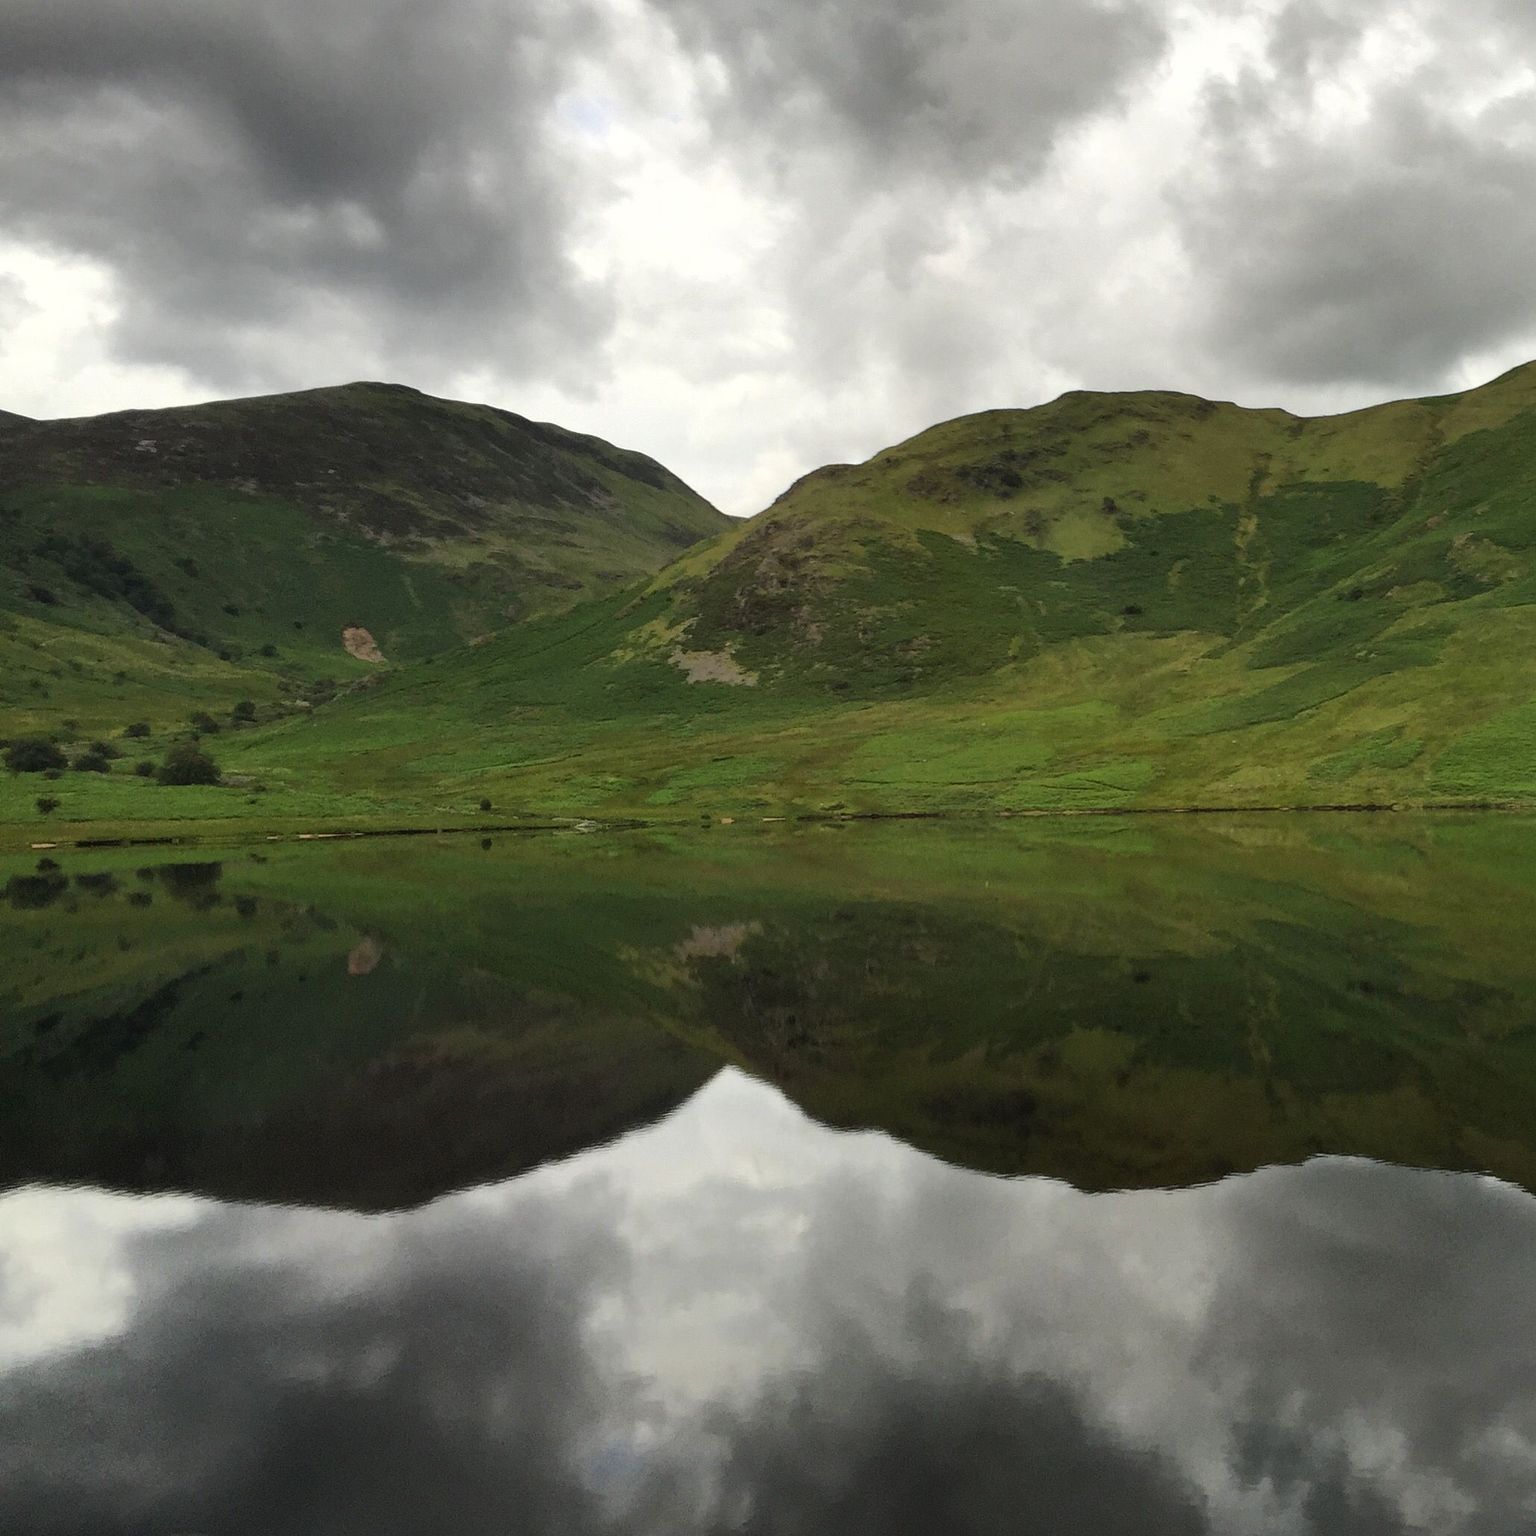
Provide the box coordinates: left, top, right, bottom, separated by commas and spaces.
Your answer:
6, 814, 1536, 1204
6, 366, 1536, 842
0, 381, 727, 757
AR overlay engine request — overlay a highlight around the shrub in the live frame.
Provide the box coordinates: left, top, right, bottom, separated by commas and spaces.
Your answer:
124, 721, 151, 738
260, 643, 279, 657
479, 797, 492, 813
35, 796, 60, 816
188, 711, 221, 735
232, 699, 257, 722
72, 750, 112, 773
158, 742, 221, 786
134, 760, 157, 778
4, 738, 67, 774
89, 739, 122, 759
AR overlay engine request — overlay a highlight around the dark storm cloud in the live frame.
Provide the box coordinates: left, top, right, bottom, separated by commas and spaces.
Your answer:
0, 1199, 632, 1535
0, 0, 612, 389
1179, 0, 1536, 389
650, 0, 1168, 183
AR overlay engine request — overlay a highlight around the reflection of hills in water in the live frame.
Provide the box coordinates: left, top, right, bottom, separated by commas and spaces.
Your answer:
9, 1073, 1536, 1533
4, 815, 1536, 1208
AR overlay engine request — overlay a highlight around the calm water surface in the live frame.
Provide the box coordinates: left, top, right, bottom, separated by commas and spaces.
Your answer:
2, 817, 1535, 1532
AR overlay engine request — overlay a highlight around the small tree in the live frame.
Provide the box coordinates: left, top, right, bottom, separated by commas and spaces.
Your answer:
4, 738, 67, 774
158, 741, 221, 786
35, 795, 60, 816
479, 797, 492, 813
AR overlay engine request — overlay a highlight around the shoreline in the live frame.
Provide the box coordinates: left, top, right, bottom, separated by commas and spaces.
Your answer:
5, 798, 1530, 855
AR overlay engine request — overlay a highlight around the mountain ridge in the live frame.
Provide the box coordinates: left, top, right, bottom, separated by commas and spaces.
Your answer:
6, 363, 1536, 838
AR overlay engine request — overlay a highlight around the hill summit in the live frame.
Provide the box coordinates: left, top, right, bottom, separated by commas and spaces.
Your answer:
0, 382, 727, 742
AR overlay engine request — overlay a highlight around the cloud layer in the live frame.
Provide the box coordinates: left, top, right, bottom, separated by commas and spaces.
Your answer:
2, 0, 1534, 511
0, 0, 612, 389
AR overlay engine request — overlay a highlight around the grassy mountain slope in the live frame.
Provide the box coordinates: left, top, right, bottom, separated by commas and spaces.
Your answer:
8, 364, 1536, 837
0, 382, 727, 746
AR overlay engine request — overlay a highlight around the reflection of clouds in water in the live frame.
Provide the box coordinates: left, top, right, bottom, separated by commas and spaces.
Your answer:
0, 1186, 202, 1367
658, 1281, 1208, 1535
1, 1072, 1533, 1532
0, 1189, 634, 1536
1196, 1163, 1536, 1535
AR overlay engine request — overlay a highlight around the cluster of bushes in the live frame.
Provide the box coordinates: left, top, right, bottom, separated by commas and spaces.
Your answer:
157, 741, 222, 785
72, 740, 121, 773
33, 533, 180, 632
6, 734, 221, 790
3, 738, 66, 774
26, 534, 239, 649
189, 701, 256, 734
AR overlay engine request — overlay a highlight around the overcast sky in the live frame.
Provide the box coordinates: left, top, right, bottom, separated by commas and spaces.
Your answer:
3, 0, 1535, 514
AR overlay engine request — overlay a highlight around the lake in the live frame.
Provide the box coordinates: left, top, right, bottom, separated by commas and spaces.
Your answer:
2, 816, 1535, 1531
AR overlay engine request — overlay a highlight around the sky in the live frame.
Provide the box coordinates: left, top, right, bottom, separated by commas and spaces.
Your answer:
2, 0, 1535, 515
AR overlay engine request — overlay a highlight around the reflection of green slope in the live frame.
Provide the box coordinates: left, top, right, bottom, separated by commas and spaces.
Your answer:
4, 815, 1536, 1206
561, 817, 1529, 1192
0, 854, 715, 1209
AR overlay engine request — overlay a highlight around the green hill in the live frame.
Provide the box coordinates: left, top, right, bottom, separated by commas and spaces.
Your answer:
8, 364, 1536, 839
0, 382, 727, 748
